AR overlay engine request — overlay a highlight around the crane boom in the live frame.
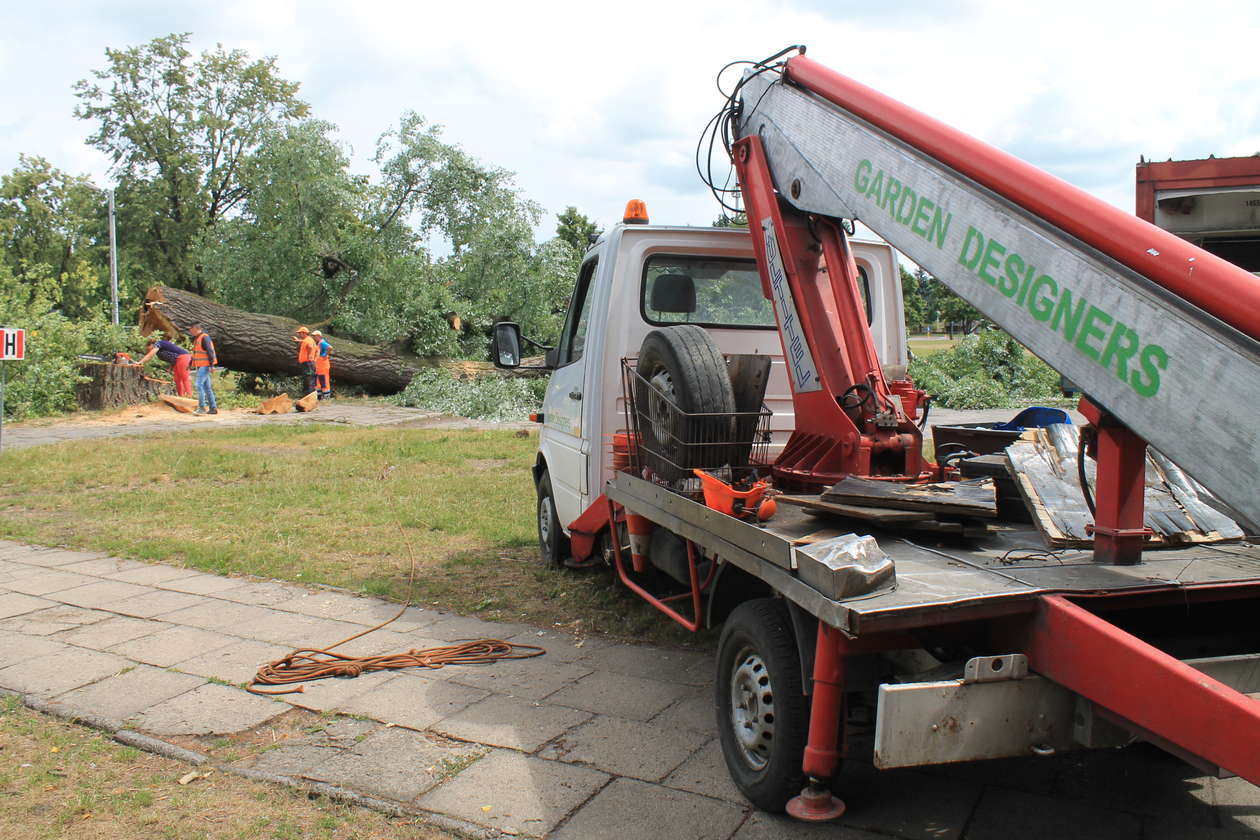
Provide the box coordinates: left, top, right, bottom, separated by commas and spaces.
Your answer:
737, 57, 1260, 528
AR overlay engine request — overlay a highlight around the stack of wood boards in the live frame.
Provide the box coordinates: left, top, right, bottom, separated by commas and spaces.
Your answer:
778, 475, 998, 537
1006, 424, 1243, 548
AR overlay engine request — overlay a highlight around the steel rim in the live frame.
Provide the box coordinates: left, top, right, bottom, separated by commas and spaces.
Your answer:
538, 494, 554, 553
729, 644, 775, 771
647, 366, 675, 444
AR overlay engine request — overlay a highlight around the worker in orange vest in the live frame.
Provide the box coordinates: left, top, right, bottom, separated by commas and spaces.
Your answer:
294, 326, 318, 395
187, 322, 218, 415
312, 330, 332, 399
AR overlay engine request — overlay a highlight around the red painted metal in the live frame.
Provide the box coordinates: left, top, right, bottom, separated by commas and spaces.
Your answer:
1136, 155, 1260, 222
801, 622, 847, 780
605, 498, 704, 632
784, 55, 1260, 344
733, 136, 927, 490
1079, 399, 1151, 565
1023, 594, 1260, 784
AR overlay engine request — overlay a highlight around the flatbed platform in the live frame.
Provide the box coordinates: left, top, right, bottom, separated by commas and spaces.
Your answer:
607, 472, 1260, 635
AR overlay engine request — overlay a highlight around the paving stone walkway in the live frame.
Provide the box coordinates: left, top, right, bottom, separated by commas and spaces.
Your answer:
2, 540, 1256, 839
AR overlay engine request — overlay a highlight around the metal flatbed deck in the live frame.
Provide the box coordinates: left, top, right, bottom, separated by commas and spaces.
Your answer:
607, 472, 1260, 635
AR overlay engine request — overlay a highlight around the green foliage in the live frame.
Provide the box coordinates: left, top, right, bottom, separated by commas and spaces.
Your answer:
391, 369, 545, 422
0, 156, 107, 319
74, 33, 308, 294
908, 329, 1062, 409
555, 207, 601, 254
899, 266, 988, 334
0, 265, 88, 419
713, 212, 748, 228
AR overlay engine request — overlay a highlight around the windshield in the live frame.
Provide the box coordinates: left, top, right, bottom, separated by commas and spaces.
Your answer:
641, 254, 776, 329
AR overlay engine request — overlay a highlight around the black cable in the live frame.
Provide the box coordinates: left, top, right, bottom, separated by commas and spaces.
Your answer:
1077, 427, 1097, 516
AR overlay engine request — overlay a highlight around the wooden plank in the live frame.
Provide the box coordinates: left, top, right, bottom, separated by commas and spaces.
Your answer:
821, 476, 998, 519
777, 495, 932, 523
159, 394, 198, 414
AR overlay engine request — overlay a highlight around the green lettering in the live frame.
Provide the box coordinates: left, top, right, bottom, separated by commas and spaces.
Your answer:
911, 196, 933, 238
855, 159, 872, 193
896, 186, 917, 225
1016, 263, 1036, 306
882, 177, 902, 215
958, 226, 984, 271
1051, 288, 1087, 340
1028, 274, 1057, 321
1074, 305, 1113, 362
930, 207, 951, 249
866, 168, 884, 201
1100, 322, 1139, 382
1000, 252, 1023, 297
977, 237, 1006, 286
1130, 344, 1168, 398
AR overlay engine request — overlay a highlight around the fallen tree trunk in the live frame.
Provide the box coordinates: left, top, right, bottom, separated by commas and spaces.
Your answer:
76, 362, 167, 410
139, 286, 421, 392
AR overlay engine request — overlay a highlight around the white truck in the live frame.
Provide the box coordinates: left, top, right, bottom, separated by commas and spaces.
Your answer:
493, 47, 1260, 823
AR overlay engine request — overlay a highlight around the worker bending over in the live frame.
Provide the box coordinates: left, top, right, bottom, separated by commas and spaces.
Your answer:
294, 326, 319, 396
188, 323, 218, 415
312, 330, 333, 399
134, 338, 192, 397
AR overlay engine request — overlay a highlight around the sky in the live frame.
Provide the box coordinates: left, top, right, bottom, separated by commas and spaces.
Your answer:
3, 0, 1259, 238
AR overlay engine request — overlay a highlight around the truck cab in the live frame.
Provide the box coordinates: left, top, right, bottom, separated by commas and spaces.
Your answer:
527, 211, 905, 540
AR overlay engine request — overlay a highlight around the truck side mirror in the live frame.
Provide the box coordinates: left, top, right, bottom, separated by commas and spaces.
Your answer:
492, 322, 522, 369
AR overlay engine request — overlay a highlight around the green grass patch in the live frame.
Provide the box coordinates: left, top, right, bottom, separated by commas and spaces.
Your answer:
907, 334, 959, 357
0, 424, 703, 645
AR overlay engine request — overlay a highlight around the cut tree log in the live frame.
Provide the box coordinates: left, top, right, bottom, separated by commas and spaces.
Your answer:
159, 395, 199, 414
76, 362, 167, 410
256, 394, 294, 415
294, 392, 319, 413
140, 286, 423, 393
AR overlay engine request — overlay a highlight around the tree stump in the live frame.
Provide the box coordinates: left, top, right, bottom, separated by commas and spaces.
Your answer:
76, 362, 168, 410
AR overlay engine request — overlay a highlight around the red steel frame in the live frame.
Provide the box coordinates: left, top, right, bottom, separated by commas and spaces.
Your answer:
733, 135, 927, 491
1136, 155, 1260, 223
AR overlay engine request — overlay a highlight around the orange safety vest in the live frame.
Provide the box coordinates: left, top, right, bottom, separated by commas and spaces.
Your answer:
298, 336, 317, 363
191, 333, 214, 368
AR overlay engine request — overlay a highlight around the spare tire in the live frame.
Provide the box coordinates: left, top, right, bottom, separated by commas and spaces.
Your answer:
635, 326, 736, 481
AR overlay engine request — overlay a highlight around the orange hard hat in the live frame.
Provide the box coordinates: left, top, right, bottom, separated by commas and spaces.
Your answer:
296, 326, 309, 334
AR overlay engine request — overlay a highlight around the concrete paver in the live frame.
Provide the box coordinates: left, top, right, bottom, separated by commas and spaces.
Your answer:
0, 604, 109, 636
0, 592, 56, 619
415, 749, 608, 838
432, 692, 592, 753
50, 579, 150, 608
6, 548, 104, 567
172, 637, 290, 684
552, 714, 709, 782
546, 670, 690, 721
663, 739, 745, 804
651, 687, 716, 733
104, 588, 209, 619
302, 727, 483, 802
577, 643, 711, 687
109, 624, 237, 667
0, 630, 70, 668
59, 556, 147, 577
105, 564, 201, 586
964, 787, 1141, 840
131, 682, 285, 735
732, 812, 886, 839
3, 568, 99, 596
507, 626, 612, 664
552, 777, 746, 840
49, 664, 206, 721
0, 646, 131, 696
158, 599, 278, 631
57, 615, 165, 649
212, 580, 306, 607
240, 743, 344, 777
334, 673, 488, 731
155, 572, 252, 596
445, 655, 592, 701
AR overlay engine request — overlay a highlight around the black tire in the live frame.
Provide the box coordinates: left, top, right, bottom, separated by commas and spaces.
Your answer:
716, 598, 808, 812
536, 470, 569, 567
635, 326, 736, 481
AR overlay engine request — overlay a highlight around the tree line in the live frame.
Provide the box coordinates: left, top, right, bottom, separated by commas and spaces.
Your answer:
1, 34, 601, 385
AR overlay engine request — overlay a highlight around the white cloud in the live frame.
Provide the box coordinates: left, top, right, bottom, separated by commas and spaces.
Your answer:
3, 0, 1259, 236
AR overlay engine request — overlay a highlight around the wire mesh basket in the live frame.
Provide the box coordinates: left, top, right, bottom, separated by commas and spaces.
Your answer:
621, 359, 773, 497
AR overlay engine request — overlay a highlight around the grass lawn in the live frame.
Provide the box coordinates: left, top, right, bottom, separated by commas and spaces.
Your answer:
0, 424, 703, 646
907, 334, 959, 356
0, 695, 457, 839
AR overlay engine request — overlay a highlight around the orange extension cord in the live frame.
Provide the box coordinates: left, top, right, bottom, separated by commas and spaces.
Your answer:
246, 463, 545, 696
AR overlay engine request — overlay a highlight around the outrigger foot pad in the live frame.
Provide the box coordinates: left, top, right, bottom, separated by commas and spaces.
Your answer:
786, 782, 846, 823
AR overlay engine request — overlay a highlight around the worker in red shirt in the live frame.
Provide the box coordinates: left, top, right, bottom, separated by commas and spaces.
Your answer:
294, 326, 318, 395
188, 323, 218, 415
134, 338, 192, 397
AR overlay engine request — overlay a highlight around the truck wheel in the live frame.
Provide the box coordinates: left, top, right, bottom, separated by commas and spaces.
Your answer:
537, 471, 569, 567
635, 326, 736, 480
716, 598, 808, 812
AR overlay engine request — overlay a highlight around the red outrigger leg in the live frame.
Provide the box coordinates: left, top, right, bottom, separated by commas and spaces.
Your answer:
787, 622, 848, 821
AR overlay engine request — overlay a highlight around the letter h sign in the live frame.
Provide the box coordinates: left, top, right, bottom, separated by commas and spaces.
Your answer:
0, 328, 25, 360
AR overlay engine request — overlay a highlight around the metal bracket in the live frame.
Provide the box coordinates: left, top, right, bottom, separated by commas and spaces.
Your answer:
963, 654, 1028, 684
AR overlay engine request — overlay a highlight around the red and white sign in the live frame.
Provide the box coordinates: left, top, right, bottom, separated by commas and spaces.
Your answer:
0, 328, 25, 360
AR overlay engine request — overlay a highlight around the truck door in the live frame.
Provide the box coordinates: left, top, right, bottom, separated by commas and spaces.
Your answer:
541, 257, 598, 529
